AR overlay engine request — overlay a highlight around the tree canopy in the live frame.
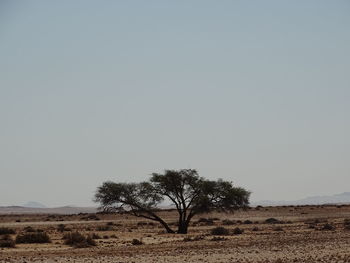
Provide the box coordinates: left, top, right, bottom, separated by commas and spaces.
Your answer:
95, 169, 250, 234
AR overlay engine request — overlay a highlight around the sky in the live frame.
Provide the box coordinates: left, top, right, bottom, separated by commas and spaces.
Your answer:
0, 1, 349, 207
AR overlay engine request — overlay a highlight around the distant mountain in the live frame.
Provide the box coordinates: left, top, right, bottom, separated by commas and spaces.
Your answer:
253, 192, 350, 206
22, 201, 47, 208
0, 206, 98, 215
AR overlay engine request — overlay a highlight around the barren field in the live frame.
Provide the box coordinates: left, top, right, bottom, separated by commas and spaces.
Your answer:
1, 205, 350, 263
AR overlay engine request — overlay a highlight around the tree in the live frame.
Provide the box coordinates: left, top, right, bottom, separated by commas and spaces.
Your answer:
94, 169, 250, 234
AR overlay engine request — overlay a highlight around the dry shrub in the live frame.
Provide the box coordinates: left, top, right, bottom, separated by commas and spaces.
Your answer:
255, 205, 263, 210
131, 238, 143, 245
183, 235, 204, 242
198, 218, 214, 225
23, 226, 36, 233
91, 233, 102, 239
210, 236, 227, 241
265, 218, 284, 224
81, 214, 100, 221
232, 227, 244, 235
97, 225, 111, 231
0, 227, 15, 235
0, 235, 15, 248
344, 219, 350, 230
63, 232, 84, 245
16, 232, 51, 244
307, 224, 316, 229
210, 226, 230, 236
273, 226, 284, 231
86, 235, 97, 246
321, 223, 335, 231
57, 224, 71, 232
222, 219, 235, 225
63, 232, 96, 248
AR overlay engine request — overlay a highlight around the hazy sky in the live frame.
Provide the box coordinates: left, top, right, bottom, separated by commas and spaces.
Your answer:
1, 1, 349, 207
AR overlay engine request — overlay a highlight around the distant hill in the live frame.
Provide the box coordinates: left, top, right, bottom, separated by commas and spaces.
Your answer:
253, 192, 350, 206
2, 192, 349, 213
0, 206, 98, 215
22, 201, 47, 208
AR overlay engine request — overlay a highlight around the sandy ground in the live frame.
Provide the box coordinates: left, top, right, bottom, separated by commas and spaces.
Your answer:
1, 205, 350, 263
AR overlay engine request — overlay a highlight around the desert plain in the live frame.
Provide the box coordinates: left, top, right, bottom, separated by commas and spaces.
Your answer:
1, 205, 350, 263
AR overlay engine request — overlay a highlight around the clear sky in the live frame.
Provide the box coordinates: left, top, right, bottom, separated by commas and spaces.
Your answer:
1, 1, 349, 207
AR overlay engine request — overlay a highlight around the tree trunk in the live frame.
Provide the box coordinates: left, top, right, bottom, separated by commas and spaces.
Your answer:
159, 220, 175, 233
177, 221, 188, 234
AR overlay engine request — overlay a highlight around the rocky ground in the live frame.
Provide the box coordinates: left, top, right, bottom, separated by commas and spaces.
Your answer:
1, 205, 350, 263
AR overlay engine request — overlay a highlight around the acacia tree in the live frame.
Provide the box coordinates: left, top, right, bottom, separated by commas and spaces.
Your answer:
94, 169, 250, 234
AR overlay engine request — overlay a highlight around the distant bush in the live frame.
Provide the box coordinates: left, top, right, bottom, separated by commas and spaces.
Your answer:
198, 218, 214, 225
81, 214, 100, 221
321, 223, 335, 231
265, 218, 283, 224
85, 235, 97, 246
97, 225, 111, 231
57, 224, 68, 232
131, 238, 143, 245
343, 219, 350, 230
63, 232, 96, 248
222, 219, 235, 226
252, 227, 259, 231
16, 232, 51, 244
305, 218, 328, 226
243, 220, 253, 224
88, 214, 100, 220
232, 227, 244, 235
0, 227, 15, 235
183, 235, 204, 242
23, 226, 36, 233
255, 205, 263, 210
91, 233, 102, 239
210, 236, 227, 241
0, 235, 15, 248
210, 227, 230, 236
273, 226, 284, 231
63, 232, 85, 245
307, 224, 316, 229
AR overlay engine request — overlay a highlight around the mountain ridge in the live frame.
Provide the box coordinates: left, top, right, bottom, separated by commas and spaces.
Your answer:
253, 192, 350, 206
1, 192, 349, 214
0, 205, 98, 215
23, 201, 47, 208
